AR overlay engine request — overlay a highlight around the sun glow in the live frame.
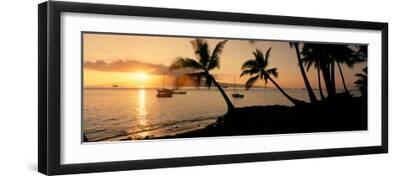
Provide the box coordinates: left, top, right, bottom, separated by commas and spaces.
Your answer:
133, 72, 149, 81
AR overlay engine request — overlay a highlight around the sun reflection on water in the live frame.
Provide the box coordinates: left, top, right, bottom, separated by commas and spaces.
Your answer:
136, 88, 149, 138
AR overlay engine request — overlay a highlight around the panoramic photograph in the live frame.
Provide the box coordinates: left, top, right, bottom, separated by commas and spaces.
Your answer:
82, 32, 368, 142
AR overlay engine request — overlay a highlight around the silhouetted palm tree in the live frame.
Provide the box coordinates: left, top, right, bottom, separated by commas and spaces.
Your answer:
170, 39, 235, 113
289, 42, 318, 103
329, 45, 364, 94
301, 49, 326, 100
354, 67, 367, 97
240, 48, 304, 105
302, 44, 335, 97
301, 44, 364, 96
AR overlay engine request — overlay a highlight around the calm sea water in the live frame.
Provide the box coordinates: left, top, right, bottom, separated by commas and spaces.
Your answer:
83, 88, 359, 141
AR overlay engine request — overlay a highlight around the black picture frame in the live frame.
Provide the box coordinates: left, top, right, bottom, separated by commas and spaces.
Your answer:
38, 1, 388, 175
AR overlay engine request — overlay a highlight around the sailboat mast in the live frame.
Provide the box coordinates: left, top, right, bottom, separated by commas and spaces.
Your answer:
162, 74, 165, 89
234, 76, 236, 94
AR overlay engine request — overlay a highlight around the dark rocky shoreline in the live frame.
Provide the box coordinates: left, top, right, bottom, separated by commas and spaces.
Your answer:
155, 95, 367, 139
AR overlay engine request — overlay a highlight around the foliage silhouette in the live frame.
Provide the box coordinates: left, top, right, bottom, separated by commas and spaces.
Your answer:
301, 44, 366, 97
289, 42, 318, 103
355, 67, 367, 97
240, 47, 305, 105
170, 39, 235, 113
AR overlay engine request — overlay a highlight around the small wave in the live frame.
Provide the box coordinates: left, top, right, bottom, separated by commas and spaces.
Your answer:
156, 116, 218, 128
91, 116, 219, 142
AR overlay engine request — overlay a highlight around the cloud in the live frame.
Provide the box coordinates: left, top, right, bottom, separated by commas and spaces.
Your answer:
84, 59, 190, 76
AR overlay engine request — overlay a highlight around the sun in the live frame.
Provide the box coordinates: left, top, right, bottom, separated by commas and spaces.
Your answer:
133, 72, 149, 81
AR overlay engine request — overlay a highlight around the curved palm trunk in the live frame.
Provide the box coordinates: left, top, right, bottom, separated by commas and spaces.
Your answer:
336, 62, 349, 94
294, 44, 318, 103
209, 74, 235, 113
317, 67, 325, 101
267, 77, 304, 106
330, 62, 336, 95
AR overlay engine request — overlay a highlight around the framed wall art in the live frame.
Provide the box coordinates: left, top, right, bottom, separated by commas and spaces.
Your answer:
38, 1, 388, 175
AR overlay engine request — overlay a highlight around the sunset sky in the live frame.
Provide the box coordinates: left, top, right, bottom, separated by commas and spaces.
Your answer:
83, 33, 366, 89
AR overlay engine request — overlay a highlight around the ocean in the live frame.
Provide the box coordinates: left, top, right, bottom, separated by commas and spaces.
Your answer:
83, 87, 359, 141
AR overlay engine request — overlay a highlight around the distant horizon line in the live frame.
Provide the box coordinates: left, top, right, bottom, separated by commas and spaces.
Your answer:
83, 86, 357, 91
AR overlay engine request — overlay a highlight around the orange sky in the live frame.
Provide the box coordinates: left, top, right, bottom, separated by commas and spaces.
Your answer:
83, 32, 366, 89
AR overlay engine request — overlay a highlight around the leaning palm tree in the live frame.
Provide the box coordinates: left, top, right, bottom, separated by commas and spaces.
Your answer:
240, 48, 304, 105
170, 39, 235, 113
289, 42, 318, 103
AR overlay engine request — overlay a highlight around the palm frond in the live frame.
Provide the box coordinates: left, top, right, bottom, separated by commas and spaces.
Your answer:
208, 40, 228, 70
170, 57, 203, 71
240, 68, 259, 77
207, 58, 220, 70
241, 59, 258, 70
264, 47, 272, 67
354, 66, 367, 95
355, 73, 367, 79
264, 79, 269, 87
362, 67, 367, 74
191, 39, 210, 67
355, 45, 368, 59
303, 59, 313, 71
245, 74, 260, 90
253, 49, 265, 68
354, 79, 364, 85
267, 67, 278, 78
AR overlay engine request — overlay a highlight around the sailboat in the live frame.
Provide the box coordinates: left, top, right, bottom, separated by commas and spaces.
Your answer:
112, 75, 119, 88
157, 74, 173, 98
232, 76, 244, 98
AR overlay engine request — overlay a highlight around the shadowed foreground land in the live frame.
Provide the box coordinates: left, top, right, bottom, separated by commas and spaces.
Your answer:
154, 95, 367, 139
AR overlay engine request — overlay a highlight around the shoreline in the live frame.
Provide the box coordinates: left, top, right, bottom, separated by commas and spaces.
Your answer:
87, 117, 218, 142
153, 95, 367, 140
85, 95, 367, 142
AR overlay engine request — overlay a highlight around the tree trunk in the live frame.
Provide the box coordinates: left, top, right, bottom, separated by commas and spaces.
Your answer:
337, 62, 349, 94
317, 67, 325, 101
294, 44, 318, 103
209, 74, 235, 113
267, 77, 304, 106
330, 62, 336, 95
320, 60, 334, 97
